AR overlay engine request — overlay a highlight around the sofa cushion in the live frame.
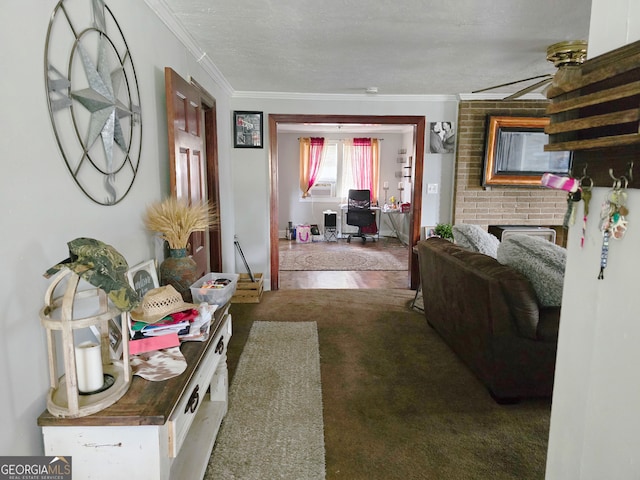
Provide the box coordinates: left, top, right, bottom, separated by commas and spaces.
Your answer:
453, 224, 500, 258
444, 241, 541, 340
497, 234, 566, 307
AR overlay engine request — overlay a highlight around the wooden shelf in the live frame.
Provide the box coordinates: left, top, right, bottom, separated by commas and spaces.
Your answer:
544, 40, 640, 188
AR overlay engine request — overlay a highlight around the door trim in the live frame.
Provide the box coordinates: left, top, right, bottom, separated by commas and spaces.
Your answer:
268, 114, 426, 291
191, 79, 223, 272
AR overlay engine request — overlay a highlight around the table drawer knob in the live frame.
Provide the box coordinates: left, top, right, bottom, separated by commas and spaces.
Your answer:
215, 336, 225, 354
185, 385, 200, 414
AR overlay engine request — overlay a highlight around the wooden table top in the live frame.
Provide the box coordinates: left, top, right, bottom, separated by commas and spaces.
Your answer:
38, 303, 229, 427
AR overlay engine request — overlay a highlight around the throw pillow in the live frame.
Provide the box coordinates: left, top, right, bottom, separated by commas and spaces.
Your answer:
497, 234, 566, 307
452, 223, 500, 258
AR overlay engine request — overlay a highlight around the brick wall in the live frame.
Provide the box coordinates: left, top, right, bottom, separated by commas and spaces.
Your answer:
454, 100, 567, 233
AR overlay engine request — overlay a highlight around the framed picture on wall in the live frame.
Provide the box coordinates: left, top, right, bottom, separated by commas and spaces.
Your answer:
429, 121, 456, 154
234, 111, 263, 148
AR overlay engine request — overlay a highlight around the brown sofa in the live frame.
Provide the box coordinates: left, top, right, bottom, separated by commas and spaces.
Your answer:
416, 237, 560, 402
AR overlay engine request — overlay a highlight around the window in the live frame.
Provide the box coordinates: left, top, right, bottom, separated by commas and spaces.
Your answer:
316, 143, 338, 183
307, 143, 338, 198
339, 138, 379, 202
303, 139, 379, 203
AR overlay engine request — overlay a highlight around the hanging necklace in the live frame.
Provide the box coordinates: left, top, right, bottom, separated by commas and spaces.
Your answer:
598, 178, 629, 279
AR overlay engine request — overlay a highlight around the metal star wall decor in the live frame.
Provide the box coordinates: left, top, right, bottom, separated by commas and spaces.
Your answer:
45, 0, 142, 205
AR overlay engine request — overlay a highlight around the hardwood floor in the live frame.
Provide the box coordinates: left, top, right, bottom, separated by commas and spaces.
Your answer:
279, 270, 410, 289
278, 237, 411, 290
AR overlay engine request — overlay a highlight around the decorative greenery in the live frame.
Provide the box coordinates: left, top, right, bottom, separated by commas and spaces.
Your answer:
434, 223, 453, 240
143, 197, 218, 249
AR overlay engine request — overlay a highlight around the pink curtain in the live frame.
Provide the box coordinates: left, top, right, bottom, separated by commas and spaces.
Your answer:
342, 137, 380, 203
299, 137, 325, 197
352, 137, 373, 194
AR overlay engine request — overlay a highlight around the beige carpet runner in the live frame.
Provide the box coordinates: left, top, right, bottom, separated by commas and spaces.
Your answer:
205, 321, 325, 479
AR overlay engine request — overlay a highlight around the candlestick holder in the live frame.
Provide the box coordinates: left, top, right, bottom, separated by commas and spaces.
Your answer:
383, 186, 389, 204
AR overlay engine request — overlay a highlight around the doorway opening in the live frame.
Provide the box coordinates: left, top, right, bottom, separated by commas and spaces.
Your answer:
268, 114, 426, 291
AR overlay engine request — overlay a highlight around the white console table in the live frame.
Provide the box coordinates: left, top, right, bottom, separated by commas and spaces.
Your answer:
38, 303, 232, 480
382, 209, 408, 245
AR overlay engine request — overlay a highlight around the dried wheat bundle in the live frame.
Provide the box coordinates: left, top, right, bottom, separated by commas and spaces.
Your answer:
143, 197, 217, 249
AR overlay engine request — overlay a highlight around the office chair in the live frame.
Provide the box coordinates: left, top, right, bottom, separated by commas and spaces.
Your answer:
346, 189, 377, 243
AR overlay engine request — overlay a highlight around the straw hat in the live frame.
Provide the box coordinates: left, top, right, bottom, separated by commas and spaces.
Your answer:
130, 285, 198, 323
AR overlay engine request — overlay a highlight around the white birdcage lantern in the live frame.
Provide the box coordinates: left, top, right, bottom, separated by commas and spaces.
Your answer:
40, 268, 131, 418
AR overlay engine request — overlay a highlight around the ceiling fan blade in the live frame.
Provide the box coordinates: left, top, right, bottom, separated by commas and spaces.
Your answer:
502, 77, 553, 100
472, 74, 553, 94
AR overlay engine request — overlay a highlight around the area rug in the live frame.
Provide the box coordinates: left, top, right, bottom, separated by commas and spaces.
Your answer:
205, 321, 325, 480
279, 241, 407, 271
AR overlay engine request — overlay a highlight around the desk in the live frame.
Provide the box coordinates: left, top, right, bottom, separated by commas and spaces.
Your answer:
339, 205, 380, 240
382, 209, 407, 245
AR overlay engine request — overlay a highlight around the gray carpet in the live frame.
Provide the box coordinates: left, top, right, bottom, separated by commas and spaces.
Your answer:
279, 240, 407, 271
206, 321, 325, 479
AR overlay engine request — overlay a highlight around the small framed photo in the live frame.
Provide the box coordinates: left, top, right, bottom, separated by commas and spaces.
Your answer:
424, 225, 438, 239
234, 111, 263, 148
126, 260, 160, 299
90, 316, 124, 360
108, 317, 123, 359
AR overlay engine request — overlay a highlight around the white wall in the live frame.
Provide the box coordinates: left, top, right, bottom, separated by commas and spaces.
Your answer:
230, 95, 458, 279
423, 150, 456, 235
0, 0, 235, 456
545, 0, 640, 478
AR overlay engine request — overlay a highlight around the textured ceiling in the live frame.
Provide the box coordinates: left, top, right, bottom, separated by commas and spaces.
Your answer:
161, 0, 591, 97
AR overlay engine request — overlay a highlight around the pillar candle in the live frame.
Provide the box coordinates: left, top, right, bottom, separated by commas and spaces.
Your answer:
398, 181, 403, 189
383, 181, 389, 189
75, 341, 104, 393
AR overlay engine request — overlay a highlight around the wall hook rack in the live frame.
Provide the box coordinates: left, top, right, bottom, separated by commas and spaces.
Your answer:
608, 161, 634, 187
580, 163, 589, 180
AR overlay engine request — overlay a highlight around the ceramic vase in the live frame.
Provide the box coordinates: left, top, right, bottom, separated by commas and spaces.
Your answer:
159, 248, 198, 302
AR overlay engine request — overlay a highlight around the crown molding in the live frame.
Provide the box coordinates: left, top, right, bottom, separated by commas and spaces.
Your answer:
458, 92, 548, 101
232, 91, 459, 102
143, 0, 234, 96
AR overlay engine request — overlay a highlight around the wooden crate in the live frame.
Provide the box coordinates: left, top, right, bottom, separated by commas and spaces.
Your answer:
231, 273, 264, 303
